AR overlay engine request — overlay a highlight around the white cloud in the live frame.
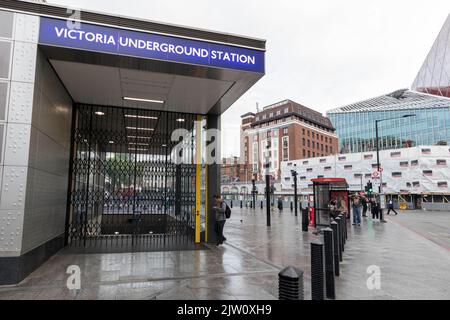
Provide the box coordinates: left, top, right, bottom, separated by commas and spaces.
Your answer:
47, 0, 450, 156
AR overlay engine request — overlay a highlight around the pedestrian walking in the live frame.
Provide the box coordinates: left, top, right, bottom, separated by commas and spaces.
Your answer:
277, 197, 283, 213
351, 194, 362, 226
386, 198, 398, 215
212, 195, 228, 246
361, 196, 368, 217
370, 198, 379, 220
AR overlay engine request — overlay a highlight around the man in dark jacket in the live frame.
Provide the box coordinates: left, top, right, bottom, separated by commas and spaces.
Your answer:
386, 199, 398, 215
212, 195, 227, 246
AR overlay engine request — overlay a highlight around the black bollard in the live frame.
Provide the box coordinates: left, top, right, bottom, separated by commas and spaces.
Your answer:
290, 201, 293, 211
323, 228, 335, 299
338, 214, 345, 250
230, 200, 233, 208
339, 214, 346, 245
240, 200, 242, 208
301, 207, 309, 232
311, 240, 325, 300
278, 266, 304, 300
334, 217, 343, 261
330, 221, 340, 276
261, 201, 263, 210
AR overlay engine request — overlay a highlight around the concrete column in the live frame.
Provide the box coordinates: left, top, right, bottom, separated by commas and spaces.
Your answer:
205, 113, 221, 244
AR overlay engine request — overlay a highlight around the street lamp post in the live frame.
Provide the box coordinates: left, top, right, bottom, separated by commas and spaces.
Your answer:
375, 114, 415, 222
291, 164, 298, 217
251, 173, 257, 210
265, 132, 271, 227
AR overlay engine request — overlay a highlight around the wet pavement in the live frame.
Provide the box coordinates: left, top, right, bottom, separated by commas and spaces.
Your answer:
0, 208, 449, 300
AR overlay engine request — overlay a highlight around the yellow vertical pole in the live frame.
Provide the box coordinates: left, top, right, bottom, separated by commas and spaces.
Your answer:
195, 115, 202, 243
204, 117, 208, 242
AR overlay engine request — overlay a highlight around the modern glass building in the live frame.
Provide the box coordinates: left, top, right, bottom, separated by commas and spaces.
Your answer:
327, 89, 450, 154
412, 13, 450, 98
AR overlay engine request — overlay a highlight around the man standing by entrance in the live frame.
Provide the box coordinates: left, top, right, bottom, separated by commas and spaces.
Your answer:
212, 195, 227, 246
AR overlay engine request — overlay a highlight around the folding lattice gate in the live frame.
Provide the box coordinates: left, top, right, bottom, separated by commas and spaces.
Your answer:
66, 104, 199, 251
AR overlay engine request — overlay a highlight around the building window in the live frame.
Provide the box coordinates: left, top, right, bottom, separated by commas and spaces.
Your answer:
307, 140, 310, 147
269, 112, 273, 117
283, 128, 288, 134
325, 145, 328, 153
437, 159, 447, 166
308, 151, 310, 157
302, 138, 305, 146
412, 181, 420, 188
406, 182, 411, 188
306, 168, 313, 172
338, 156, 346, 161
320, 158, 326, 163
423, 170, 433, 176
317, 175, 324, 178
354, 173, 362, 178
364, 154, 373, 160
284, 177, 291, 181
300, 176, 306, 181
421, 148, 431, 155
284, 108, 289, 113
324, 166, 331, 171
282, 136, 289, 161
312, 141, 315, 148
392, 172, 402, 178
390, 151, 401, 158
364, 173, 372, 178
344, 165, 352, 170
307, 131, 310, 137
255, 116, 259, 121
371, 163, 378, 168
303, 149, 306, 157
330, 147, 333, 153
325, 137, 328, 143
262, 114, 266, 119
277, 110, 281, 115
302, 128, 305, 135
400, 161, 408, 167
438, 181, 448, 188
411, 160, 419, 166
313, 152, 315, 157
303, 160, 309, 165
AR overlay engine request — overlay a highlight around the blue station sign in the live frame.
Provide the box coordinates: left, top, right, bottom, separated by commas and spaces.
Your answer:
39, 17, 265, 73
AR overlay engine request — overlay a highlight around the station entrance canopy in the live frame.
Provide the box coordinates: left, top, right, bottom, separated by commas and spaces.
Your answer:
37, 16, 265, 115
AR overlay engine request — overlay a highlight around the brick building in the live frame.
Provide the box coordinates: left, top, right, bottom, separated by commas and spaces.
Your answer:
239, 100, 338, 181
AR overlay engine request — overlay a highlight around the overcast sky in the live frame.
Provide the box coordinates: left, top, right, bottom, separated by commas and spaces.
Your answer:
48, 0, 450, 157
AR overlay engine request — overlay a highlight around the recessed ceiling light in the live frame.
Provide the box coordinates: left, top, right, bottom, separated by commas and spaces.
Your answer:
126, 126, 154, 131
128, 142, 148, 146
109, 140, 114, 144
127, 135, 152, 139
124, 114, 158, 120
162, 144, 167, 147
123, 97, 164, 104
128, 147, 148, 151
95, 111, 105, 116
176, 118, 185, 122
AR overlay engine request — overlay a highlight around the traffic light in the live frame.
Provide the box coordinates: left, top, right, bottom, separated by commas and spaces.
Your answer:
367, 181, 373, 194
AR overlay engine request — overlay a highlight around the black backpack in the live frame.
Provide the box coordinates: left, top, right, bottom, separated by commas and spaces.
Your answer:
225, 204, 231, 219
